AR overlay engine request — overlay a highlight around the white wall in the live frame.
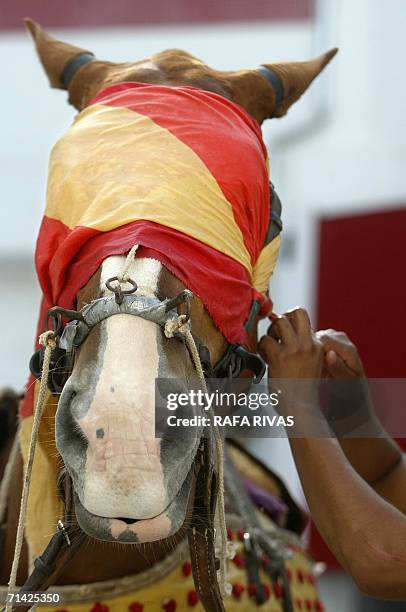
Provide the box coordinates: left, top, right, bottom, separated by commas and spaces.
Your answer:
252, 0, 406, 504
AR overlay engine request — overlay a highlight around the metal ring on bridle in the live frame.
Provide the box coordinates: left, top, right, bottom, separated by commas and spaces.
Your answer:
105, 276, 138, 305
164, 289, 193, 324
44, 306, 85, 339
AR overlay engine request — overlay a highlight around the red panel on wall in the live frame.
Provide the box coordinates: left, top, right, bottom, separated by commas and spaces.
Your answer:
311, 205, 406, 567
316, 207, 406, 377
1, 0, 313, 30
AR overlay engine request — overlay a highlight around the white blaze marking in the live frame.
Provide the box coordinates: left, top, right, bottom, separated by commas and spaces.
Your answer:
81, 256, 167, 519
100, 255, 161, 297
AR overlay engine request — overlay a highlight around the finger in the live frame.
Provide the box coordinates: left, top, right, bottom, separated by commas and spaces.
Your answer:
268, 316, 297, 345
258, 334, 280, 363
324, 350, 356, 378
317, 329, 349, 349
316, 330, 361, 373
285, 308, 312, 342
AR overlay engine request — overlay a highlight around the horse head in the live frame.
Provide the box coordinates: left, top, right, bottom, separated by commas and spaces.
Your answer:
26, 20, 336, 546
54, 256, 227, 544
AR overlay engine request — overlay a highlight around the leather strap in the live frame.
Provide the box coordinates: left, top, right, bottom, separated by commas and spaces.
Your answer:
263, 181, 283, 247
256, 66, 284, 110
224, 451, 295, 611
188, 438, 225, 612
8, 474, 85, 612
60, 53, 94, 89
20, 525, 84, 591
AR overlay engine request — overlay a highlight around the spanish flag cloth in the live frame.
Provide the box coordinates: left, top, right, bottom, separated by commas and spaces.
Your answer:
35, 80, 280, 374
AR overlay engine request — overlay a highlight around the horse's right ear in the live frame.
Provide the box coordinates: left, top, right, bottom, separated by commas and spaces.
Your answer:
25, 18, 94, 90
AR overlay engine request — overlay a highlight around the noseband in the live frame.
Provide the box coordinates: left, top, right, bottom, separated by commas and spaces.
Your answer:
30, 281, 265, 394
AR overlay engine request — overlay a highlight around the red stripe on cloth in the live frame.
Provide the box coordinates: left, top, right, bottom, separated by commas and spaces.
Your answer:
35, 215, 265, 343
24, 213, 264, 416
89, 82, 270, 266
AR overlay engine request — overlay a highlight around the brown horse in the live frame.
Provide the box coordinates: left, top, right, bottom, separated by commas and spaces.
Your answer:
0, 20, 336, 611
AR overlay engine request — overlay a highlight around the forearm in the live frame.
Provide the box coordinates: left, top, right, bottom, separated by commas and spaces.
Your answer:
372, 456, 406, 513
289, 432, 406, 599
326, 385, 403, 485
338, 435, 403, 486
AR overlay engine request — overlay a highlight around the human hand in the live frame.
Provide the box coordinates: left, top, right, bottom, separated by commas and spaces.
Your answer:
258, 308, 324, 413
259, 308, 324, 379
315, 330, 374, 433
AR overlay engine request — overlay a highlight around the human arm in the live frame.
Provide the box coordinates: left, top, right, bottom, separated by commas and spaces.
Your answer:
258, 310, 406, 598
316, 329, 406, 512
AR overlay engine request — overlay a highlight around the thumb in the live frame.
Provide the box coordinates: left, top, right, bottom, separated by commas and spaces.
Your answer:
325, 350, 355, 378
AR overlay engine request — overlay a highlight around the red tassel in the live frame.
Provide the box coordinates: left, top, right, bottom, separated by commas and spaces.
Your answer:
232, 582, 245, 599
162, 599, 177, 612
237, 529, 245, 542
315, 600, 324, 611
248, 583, 257, 597
227, 528, 234, 540
232, 553, 245, 568
262, 583, 271, 599
129, 604, 144, 612
182, 561, 192, 577
297, 569, 305, 583
305, 599, 313, 610
274, 582, 284, 598
187, 590, 199, 607
90, 603, 109, 612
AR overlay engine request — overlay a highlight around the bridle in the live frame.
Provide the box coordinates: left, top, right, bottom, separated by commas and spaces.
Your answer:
18, 274, 267, 612
29, 284, 267, 394
21, 180, 283, 612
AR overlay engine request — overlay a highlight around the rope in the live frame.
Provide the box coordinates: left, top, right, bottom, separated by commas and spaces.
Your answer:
116, 244, 139, 283
5, 331, 56, 612
119, 246, 230, 593
164, 316, 231, 597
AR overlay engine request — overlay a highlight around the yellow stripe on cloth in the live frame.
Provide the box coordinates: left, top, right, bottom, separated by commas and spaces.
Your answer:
252, 235, 281, 295
46, 104, 253, 274
19, 384, 63, 559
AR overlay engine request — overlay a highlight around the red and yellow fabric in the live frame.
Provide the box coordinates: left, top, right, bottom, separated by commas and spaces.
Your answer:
37, 81, 277, 338
21, 81, 281, 420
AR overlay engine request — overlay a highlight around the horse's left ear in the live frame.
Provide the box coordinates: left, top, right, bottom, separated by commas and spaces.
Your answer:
25, 18, 94, 89
25, 18, 111, 110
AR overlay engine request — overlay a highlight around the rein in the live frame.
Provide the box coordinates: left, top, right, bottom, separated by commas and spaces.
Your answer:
5, 246, 267, 612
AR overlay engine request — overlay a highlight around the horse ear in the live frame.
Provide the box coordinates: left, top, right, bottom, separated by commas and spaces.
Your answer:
261, 48, 338, 118
25, 18, 94, 90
